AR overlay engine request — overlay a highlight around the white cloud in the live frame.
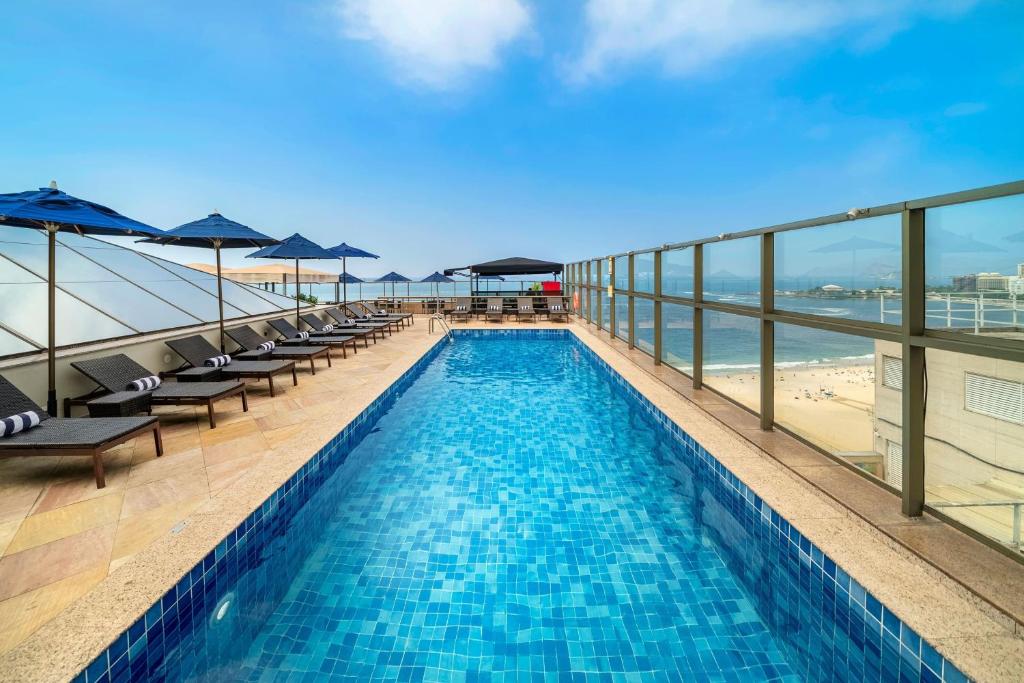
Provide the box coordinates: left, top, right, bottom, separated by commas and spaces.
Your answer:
565, 0, 977, 84
334, 0, 531, 89
944, 101, 988, 117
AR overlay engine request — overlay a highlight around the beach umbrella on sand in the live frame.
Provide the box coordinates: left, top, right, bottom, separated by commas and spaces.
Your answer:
138, 212, 278, 352
0, 182, 167, 415
811, 236, 897, 290
247, 234, 338, 328
327, 242, 379, 306
376, 272, 411, 300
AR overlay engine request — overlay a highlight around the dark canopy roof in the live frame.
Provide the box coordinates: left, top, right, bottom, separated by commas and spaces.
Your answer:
445, 257, 563, 277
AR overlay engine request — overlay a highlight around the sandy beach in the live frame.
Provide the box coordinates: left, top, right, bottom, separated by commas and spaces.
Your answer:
705, 360, 876, 454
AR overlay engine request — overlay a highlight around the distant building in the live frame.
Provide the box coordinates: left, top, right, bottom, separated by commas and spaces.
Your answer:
976, 272, 1010, 292
952, 274, 977, 292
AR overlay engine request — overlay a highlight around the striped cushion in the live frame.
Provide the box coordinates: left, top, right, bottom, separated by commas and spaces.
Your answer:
258, 341, 275, 351
488, 305, 500, 311
321, 324, 334, 333
345, 318, 357, 325
455, 305, 466, 311
127, 375, 161, 391
203, 354, 231, 367
296, 331, 310, 340
0, 411, 41, 437
551, 304, 563, 311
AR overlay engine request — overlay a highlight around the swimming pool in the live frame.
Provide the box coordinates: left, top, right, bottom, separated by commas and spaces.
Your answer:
77, 330, 965, 682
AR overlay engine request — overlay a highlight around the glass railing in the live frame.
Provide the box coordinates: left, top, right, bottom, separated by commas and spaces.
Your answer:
564, 179, 1024, 556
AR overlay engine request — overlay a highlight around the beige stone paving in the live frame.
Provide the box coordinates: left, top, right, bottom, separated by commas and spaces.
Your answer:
0, 314, 1020, 681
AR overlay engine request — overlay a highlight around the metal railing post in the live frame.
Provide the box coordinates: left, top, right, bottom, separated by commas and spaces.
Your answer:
760, 233, 774, 430
902, 207, 926, 517
654, 250, 663, 365
693, 244, 704, 390
628, 254, 635, 349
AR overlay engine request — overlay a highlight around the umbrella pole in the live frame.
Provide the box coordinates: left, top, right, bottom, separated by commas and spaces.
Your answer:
46, 226, 57, 416
215, 242, 226, 352
295, 258, 301, 328
343, 256, 348, 306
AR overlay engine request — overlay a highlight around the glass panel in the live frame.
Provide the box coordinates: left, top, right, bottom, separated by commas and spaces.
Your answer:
634, 253, 655, 294
775, 215, 902, 324
615, 295, 629, 340
925, 194, 1024, 339
661, 303, 693, 373
144, 256, 289, 315
597, 259, 606, 288
775, 324, 880, 481
634, 298, 654, 355
922, 348, 1024, 551
69, 282, 200, 331
0, 283, 134, 347
588, 288, 597, 325
614, 256, 628, 291
703, 237, 760, 306
0, 328, 38, 356
703, 310, 759, 411
662, 248, 693, 298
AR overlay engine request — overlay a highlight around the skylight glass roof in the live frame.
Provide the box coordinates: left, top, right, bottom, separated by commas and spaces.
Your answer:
0, 227, 301, 357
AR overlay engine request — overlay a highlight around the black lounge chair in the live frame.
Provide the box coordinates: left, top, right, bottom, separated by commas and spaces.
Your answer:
266, 318, 359, 357
225, 325, 332, 374
166, 336, 297, 397
353, 301, 412, 326
324, 308, 389, 341
516, 297, 536, 322
0, 376, 161, 488
485, 298, 504, 323
547, 296, 568, 322
450, 297, 472, 323
297, 313, 372, 350
343, 304, 402, 334
71, 354, 248, 429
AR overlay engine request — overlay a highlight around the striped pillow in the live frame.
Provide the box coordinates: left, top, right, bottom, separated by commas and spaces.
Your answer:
321, 324, 334, 333
0, 411, 41, 437
127, 375, 161, 391
203, 354, 231, 367
345, 318, 357, 325
455, 305, 466, 311
258, 341, 275, 351
488, 305, 500, 311
296, 331, 309, 340
551, 304, 563, 311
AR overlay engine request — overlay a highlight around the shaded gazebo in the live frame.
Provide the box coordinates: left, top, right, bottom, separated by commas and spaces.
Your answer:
444, 257, 562, 296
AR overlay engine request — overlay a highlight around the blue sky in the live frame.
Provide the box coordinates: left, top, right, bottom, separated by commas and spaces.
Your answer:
0, 0, 1021, 277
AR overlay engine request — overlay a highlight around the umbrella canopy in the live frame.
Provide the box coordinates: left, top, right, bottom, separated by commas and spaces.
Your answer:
328, 242, 379, 305
420, 271, 454, 283
0, 183, 166, 415
139, 212, 277, 351
338, 272, 365, 283
445, 257, 563, 277
376, 272, 411, 301
248, 233, 338, 327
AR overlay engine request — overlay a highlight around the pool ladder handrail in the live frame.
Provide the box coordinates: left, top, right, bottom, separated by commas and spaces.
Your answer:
429, 313, 453, 342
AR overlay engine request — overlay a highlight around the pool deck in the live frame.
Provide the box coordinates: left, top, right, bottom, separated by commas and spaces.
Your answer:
0, 316, 1022, 681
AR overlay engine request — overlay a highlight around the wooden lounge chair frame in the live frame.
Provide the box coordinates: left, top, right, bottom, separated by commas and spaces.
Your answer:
166, 336, 297, 397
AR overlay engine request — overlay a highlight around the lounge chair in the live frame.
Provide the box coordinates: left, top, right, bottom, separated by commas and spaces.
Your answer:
485, 298, 504, 323
343, 304, 402, 334
266, 318, 359, 358
516, 297, 536, 322
297, 313, 370, 351
0, 375, 161, 488
71, 354, 248, 429
166, 336, 297, 397
450, 297, 472, 323
352, 301, 413, 327
547, 296, 568, 322
225, 325, 332, 374
324, 308, 389, 341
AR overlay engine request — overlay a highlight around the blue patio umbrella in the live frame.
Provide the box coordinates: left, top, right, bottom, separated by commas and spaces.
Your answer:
338, 272, 365, 303
376, 272, 411, 300
138, 212, 278, 351
421, 271, 455, 308
0, 182, 166, 414
248, 233, 338, 327
328, 242, 379, 306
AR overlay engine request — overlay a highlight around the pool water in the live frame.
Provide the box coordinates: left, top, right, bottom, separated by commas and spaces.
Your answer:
234, 334, 796, 681
99, 332, 958, 682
